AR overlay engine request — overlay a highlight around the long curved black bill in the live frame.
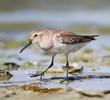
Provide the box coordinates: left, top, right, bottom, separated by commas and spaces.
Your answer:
20, 40, 32, 53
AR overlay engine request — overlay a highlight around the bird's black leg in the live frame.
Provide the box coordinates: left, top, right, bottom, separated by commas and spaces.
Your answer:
30, 54, 55, 80
39, 54, 55, 80
65, 54, 69, 81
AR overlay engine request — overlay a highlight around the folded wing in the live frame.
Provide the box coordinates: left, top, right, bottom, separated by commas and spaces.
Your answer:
60, 32, 99, 44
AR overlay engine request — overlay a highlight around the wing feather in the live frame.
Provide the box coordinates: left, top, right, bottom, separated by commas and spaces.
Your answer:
58, 32, 98, 44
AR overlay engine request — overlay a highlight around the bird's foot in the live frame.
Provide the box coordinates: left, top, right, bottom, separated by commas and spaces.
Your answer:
30, 72, 45, 81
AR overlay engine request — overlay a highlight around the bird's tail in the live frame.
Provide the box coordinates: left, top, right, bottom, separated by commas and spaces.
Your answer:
83, 35, 99, 40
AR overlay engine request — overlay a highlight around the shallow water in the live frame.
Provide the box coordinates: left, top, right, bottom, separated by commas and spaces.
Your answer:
1, 66, 110, 91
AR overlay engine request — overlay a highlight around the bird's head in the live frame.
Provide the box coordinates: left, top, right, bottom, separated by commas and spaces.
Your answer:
20, 30, 42, 53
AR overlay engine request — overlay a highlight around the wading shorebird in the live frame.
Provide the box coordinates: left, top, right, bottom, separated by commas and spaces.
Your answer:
20, 29, 98, 81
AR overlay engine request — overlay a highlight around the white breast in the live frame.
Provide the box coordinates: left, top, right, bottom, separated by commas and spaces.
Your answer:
48, 41, 88, 54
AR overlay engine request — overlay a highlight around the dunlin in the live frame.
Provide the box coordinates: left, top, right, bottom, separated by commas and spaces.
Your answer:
20, 29, 98, 81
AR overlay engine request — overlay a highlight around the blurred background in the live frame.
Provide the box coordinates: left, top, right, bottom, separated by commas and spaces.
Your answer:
0, 0, 110, 34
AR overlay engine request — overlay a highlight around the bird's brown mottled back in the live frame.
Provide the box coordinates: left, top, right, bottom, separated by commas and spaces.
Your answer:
59, 33, 98, 44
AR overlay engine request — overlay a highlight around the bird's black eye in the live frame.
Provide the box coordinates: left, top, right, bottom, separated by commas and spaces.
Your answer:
34, 34, 37, 37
